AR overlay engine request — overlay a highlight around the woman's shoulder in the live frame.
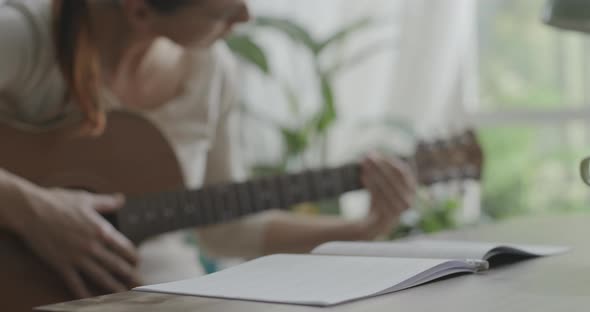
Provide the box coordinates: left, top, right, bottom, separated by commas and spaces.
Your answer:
0, 0, 71, 130
1, 0, 53, 48
0, 0, 55, 87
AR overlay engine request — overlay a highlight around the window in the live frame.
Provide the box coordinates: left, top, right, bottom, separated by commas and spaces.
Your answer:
476, 0, 590, 218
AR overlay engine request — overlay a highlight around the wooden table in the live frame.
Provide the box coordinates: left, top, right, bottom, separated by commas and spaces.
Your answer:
38, 214, 590, 312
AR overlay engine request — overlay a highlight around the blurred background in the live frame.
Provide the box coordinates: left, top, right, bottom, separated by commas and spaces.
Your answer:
224, 0, 590, 238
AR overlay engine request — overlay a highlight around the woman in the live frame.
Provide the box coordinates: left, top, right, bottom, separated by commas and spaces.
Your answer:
0, 0, 416, 299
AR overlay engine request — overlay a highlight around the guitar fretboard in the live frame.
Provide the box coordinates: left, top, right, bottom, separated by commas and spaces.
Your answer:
117, 164, 362, 244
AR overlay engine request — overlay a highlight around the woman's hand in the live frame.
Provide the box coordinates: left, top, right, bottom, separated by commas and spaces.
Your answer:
358, 153, 417, 239
14, 187, 141, 298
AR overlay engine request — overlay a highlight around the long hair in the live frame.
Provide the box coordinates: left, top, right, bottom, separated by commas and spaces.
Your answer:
52, 0, 103, 135
51, 0, 191, 136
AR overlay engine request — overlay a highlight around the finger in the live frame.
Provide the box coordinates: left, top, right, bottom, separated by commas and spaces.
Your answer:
361, 169, 403, 219
362, 160, 393, 211
93, 193, 126, 214
377, 193, 400, 221
94, 219, 139, 265
363, 158, 410, 210
60, 267, 91, 299
389, 156, 419, 193
374, 192, 404, 228
92, 244, 141, 287
372, 174, 409, 217
367, 195, 399, 237
367, 155, 414, 209
79, 257, 128, 293
371, 154, 415, 189
371, 154, 411, 191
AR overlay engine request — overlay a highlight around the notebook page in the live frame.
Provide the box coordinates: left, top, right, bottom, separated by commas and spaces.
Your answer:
312, 240, 569, 260
135, 254, 458, 306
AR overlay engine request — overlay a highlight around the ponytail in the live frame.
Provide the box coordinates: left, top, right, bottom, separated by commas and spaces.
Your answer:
52, 0, 105, 136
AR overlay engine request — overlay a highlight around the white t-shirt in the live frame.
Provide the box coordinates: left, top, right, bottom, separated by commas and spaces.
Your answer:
0, 0, 273, 284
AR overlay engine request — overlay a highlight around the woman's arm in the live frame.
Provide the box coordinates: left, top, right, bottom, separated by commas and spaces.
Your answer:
259, 212, 370, 255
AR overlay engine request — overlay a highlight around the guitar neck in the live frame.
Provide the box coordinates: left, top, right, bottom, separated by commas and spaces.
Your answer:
110, 129, 483, 244
115, 163, 363, 244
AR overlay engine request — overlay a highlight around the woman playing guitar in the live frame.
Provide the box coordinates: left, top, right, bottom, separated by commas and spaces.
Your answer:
0, 0, 416, 302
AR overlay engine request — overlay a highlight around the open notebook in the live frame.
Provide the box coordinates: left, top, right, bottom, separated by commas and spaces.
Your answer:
135, 240, 568, 306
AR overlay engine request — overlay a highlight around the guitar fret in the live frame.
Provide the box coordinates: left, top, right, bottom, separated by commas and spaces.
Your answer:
313, 169, 325, 199
273, 175, 287, 209
344, 164, 362, 191
290, 174, 301, 204
195, 190, 205, 226
161, 195, 174, 232
313, 168, 334, 200
225, 184, 238, 220
227, 184, 246, 217
151, 197, 166, 234
173, 196, 184, 232
254, 181, 264, 212
214, 185, 233, 223
303, 170, 318, 202
330, 168, 342, 197
280, 174, 296, 207
212, 186, 224, 222
196, 190, 205, 226
297, 172, 313, 205
325, 168, 337, 197
237, 182, 253, 215
201, 189, 214, 226
258, 177, 281, 212
309, 170, 320, 200
182, 193, 196, 217
341, 166, 352, 191
161, 196, 173, 233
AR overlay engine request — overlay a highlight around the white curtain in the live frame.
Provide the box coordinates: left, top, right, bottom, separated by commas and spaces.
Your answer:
238, 0, 480, 222
388, 0, 479, 135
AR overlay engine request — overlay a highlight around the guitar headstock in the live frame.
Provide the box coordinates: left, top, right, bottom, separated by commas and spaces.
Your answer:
412, 130, 484, 186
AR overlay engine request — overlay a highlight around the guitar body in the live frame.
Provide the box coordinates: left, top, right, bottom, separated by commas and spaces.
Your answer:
0, 112, 185, 312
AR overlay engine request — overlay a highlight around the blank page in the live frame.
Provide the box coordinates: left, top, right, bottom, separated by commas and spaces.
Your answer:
134, 254, 475, 306
312, 240, 569, 261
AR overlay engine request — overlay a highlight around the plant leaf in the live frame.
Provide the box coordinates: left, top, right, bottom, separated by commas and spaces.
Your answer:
281, 127, 309, 157
254, 16, 320, 53
239, 101, 282, 129
280, 81, 301, 116
313, 74, 337, 133
225, 34, 270, 74
316, 17, 373, 53
326, 40, 393, 77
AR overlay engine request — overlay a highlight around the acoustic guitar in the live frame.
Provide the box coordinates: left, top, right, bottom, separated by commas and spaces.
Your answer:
0, 111, 483, 311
